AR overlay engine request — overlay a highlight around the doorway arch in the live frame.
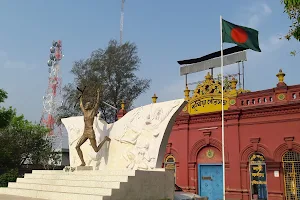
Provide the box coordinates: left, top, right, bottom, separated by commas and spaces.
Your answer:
197, 146, 223, 200
282, 151, 300, 200
249, 153, 268, 200
164, 154, 176, 183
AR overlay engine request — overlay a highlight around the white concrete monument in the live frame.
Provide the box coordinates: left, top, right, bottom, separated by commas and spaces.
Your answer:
0, 99, 187, 200
62, 99, 186, 170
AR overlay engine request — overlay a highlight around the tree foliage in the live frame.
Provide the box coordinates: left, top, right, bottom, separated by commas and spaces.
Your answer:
282, 0, 300, 41
0, 169, 18, 187
0, 89, 59, 171
281, 0, 300, 55
0, 89, 61, 187
0, 89, 8, 103
0, 114, 56, 170
0, 89, 15, 129
57, 40, 151, 123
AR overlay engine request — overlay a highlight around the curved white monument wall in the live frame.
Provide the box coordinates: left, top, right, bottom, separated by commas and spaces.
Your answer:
62, 99, 186, 170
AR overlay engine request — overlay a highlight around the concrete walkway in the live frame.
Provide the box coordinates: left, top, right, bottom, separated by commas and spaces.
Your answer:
0, 194, 44, 200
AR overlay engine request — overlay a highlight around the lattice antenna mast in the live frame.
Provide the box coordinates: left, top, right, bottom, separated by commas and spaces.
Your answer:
120, 0, 125, 45
40, 40, 64, 153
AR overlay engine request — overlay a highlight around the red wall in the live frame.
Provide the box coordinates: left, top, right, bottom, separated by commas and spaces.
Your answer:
164, 84, 300, 200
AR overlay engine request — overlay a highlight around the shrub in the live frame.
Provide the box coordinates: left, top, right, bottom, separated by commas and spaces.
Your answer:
0, 169, 18, 187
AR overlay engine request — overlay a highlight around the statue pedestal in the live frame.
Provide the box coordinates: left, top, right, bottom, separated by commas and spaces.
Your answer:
75, 166, 93, 171
63, 166, 93, 172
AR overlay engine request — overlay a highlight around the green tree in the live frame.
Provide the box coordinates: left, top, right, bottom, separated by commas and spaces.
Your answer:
281, 0, 300, 55
0, 114, 55, 170
0, 90, 60, 186
57, 40, 151, 123
0, 89, 15, 129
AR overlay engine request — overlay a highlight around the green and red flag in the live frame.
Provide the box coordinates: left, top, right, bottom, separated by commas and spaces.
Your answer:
222, 19, 261, 52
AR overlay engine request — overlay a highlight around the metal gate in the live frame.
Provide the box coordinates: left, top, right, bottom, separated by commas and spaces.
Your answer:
283, 151, 300, 200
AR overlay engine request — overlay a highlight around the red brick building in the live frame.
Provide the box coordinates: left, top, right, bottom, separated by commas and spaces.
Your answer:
163, 70, 300, 200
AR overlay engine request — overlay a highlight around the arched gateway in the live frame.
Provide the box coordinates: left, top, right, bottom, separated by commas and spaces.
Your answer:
197, 146, 223, 200
282, 151, 300, 200
249, 153, 268, 200
164, 155, 176, 183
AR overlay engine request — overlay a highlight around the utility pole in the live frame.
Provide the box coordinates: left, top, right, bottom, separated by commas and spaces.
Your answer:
120, 0, 125, 45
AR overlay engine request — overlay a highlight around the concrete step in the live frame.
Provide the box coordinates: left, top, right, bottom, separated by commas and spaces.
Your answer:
0, 194, 45, 200
0, 169, 174, 200
24, 174, 128, 182
31, 170, 136, 176
16, 178, 120, 189
0, 188, 105, 200
8, 182, 112, 196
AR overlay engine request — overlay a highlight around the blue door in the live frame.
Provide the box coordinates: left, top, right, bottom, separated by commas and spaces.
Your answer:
198, 164, 223, 200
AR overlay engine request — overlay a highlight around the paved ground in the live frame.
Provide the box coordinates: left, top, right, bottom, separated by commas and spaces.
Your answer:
0, 194, 44, 200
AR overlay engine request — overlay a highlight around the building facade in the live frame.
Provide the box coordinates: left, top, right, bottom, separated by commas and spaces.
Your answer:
163, 70, 300, 200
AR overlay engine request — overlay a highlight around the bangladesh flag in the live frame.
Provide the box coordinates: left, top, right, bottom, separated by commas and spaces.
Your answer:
222, 19, 261, 52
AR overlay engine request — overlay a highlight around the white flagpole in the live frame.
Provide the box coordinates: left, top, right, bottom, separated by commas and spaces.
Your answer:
220, 15, 226, 200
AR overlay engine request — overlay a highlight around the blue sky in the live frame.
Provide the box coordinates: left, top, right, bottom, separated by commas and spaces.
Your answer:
0, 0, 299, 124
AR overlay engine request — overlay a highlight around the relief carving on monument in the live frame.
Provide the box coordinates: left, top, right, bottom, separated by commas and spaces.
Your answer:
62, 99, 186, 170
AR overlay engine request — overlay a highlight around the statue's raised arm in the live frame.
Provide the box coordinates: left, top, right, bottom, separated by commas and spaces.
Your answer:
79, 96, 85, 113
93, 88, 101, 112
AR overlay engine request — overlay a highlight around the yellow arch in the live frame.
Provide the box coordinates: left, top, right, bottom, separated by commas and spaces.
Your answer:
165, 154, 176, 163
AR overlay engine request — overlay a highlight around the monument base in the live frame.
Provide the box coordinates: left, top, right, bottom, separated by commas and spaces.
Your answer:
63, 166, 93, 172
0, 168, 174, 200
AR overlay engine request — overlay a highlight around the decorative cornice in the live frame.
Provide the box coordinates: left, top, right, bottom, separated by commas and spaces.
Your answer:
172, 127, 189, 131
189, 110, 241, 124
175, 120, 189, 125
177, 101, 300, 124
237, 88, 274, 98
175, 114, 190, 125
240, 102, 300, 119
228, 117, 300, 127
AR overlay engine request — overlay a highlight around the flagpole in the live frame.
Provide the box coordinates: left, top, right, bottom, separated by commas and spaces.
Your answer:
220, 15, 226, 200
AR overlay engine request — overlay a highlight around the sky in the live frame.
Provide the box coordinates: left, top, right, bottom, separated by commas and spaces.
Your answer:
0, 1, 299, 147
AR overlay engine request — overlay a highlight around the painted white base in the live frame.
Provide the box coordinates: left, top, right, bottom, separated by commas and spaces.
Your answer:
0, 169, 174, 200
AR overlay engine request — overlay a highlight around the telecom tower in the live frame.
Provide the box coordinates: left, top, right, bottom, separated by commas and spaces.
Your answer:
41, 40, 63, 155
120, 0, 125, 45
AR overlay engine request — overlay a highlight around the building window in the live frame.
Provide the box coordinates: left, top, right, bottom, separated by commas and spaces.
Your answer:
282, 151, 300, 200
164, 155, 176, 183
249, 153, 268, 200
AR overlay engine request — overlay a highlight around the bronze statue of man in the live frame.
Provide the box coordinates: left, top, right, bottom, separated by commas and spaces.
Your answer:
75, 88, 111, 166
